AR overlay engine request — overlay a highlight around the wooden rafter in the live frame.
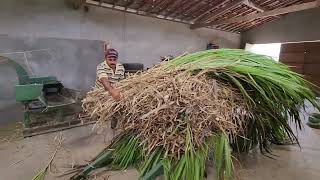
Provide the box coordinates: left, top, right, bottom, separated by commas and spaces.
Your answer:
241, 16, 276, 31
144, 0, 158, 13
228, 16, 261, 31
204, 4, 247, 23
149, 0, 167, 14
165, 0, 190, 18
147, 0, 171, 14
213, 6, 255, 28
86, 0, 310, 32
190, 0, 225, 22
185, 2, 220, 21
164, 0, 185, 17
85, 0, 189, 24
179, 2, 206, 19
112, 0, 121, 8
191, 0, 320, 29
243, 0, 282, 19
154, 0, 174, 14
193, 0, 244, 23
243, 0, 265, 11
192, 0, 238, 22
125, 0, 136, 10
136, 0, 149, 10
170, 0, 200, 19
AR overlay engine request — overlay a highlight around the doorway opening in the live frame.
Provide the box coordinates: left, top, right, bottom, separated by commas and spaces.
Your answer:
245, 43, 282, 61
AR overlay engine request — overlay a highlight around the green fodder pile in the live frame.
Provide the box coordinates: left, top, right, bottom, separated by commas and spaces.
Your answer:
81, 49, 319, 179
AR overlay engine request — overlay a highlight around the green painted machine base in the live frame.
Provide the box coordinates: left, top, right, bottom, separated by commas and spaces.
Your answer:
1, 56, 90, 137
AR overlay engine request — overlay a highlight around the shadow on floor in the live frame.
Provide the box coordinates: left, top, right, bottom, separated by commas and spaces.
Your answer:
0, 104, 23, 140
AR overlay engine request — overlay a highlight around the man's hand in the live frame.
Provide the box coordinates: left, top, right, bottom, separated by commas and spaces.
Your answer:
110, 88, 121, 101
100, 77, 121, 101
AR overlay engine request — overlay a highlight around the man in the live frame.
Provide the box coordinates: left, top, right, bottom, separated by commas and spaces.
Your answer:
95, 48, 125, 101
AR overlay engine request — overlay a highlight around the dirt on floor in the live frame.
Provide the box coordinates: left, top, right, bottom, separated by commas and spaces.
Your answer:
0, 104, 320, 180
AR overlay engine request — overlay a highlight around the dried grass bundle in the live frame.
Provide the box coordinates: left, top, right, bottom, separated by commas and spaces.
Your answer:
83, 68, 249, 158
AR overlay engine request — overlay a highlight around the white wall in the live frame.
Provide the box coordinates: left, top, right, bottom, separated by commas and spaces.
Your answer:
0, 0, 241, 68
242, 8, 320, 45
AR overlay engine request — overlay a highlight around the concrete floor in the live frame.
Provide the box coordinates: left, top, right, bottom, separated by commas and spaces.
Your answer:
0, 105, 320, 180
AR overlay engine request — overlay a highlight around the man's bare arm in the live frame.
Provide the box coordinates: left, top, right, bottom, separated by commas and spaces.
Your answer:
100, 77, 121, 101
100, 77, 114, 91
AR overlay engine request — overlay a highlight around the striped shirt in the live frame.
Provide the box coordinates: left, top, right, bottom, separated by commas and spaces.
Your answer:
95, 61, 125, 88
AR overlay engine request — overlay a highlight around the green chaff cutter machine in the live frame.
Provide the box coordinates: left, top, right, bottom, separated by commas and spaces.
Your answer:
0, 56, 90, 137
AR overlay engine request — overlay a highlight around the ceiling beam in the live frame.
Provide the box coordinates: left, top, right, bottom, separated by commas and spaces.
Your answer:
136, 0, 149, 10
193, 0, 244, 22
162, 0, 184, 17
148, 0, 173, 14
243, 0, 281, 18
242, 0, 265, 12
191, 0, 320, 29
144, 0, 157, 14
149, 0, 166, 14
180, 2, 206, 20
112, 0, 121, 8
125, 0, 136, 10
165, 0, 190, 18
145, 0, 171, 15
85, 0, 189, 24
171, 0, 200, 19
155, 0, 175, 14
